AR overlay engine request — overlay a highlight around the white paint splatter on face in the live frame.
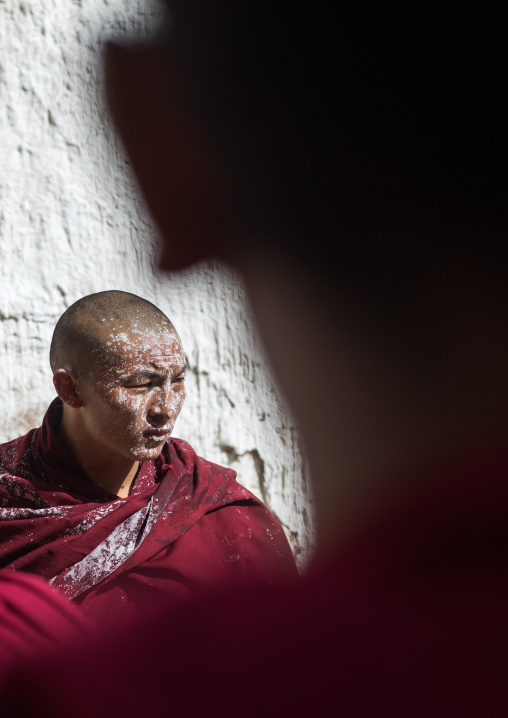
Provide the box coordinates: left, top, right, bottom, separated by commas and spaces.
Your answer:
78, 325, 187, 462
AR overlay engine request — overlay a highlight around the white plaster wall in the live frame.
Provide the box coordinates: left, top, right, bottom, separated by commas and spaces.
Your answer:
0, 0, 315, 566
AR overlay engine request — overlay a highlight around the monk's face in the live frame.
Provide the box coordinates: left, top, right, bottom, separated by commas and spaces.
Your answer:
78, 327, 186, 462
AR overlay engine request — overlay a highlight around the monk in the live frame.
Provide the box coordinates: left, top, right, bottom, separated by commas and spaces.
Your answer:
3, 1, 508, 716
0, 290, 296, 621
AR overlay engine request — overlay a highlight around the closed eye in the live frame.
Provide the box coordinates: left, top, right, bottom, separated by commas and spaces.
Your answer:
173, 364, 188, 384
123, 371, 165, 389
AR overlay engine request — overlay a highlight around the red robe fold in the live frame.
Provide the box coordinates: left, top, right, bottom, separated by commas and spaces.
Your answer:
0, 572, 90, 675
4, 449, 508, 717
0, 399, 297, 620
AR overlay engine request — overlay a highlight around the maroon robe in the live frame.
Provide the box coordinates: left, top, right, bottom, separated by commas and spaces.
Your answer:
3, 448, 508, 716
0, 399, 297, 621
0, 572, 89, 678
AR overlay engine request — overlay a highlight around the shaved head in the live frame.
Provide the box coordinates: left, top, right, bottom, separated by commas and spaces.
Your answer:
50, 291, 177, 376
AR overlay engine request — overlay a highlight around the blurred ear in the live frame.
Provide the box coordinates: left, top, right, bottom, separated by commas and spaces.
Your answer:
104, 41, 230, 271
53, 370, 83, 409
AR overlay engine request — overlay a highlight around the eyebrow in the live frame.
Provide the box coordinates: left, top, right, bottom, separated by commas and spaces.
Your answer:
174, 363, 188, 378
125, 363, 188, 382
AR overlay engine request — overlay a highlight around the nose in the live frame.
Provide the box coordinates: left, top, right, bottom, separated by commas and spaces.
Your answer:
147, 387, 172, 427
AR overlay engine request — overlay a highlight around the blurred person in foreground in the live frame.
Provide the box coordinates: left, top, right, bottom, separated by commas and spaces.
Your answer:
0, 290, 295, 624
0, 572, 89, 682
3, 0, 508, 715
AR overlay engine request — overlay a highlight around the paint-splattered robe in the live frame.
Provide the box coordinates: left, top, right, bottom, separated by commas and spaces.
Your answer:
4, 450, 508, 717
0, 399, 297, 621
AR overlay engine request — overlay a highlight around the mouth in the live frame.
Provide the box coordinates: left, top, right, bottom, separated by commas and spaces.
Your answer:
143, 430, 170, 442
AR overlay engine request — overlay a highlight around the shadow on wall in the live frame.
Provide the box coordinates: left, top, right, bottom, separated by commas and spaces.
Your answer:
219, 442, 313, 565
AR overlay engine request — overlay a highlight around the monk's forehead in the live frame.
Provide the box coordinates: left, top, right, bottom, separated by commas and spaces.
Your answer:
91, 323, 183, 366
94, 313, 173, 334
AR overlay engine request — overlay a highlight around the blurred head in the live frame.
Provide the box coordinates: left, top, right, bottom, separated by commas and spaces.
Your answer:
105, 2, 507, 302
51, 291, 187, 462
103, 3, 508, 534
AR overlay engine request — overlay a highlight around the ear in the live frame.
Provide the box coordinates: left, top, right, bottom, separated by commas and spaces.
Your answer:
104, 41, 231, 271
53, 370, 84, 409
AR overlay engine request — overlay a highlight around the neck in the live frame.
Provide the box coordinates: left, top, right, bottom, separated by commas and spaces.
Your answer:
241, 248, 508, 549
57, 408, 139, 497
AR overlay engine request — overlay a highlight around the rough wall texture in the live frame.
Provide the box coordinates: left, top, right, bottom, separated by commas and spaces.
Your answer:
0, 0, 315, 566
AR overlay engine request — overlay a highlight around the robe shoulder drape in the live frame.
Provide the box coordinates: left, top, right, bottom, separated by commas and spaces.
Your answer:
4, 449, 508, 716
0, 572, 90, 676
0, 399, 297, 620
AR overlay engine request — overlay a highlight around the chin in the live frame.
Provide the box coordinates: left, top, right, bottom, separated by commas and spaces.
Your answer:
131, 445, 164, 461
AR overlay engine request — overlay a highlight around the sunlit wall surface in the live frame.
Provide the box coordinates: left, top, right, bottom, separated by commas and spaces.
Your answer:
0, 0, 314, 566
